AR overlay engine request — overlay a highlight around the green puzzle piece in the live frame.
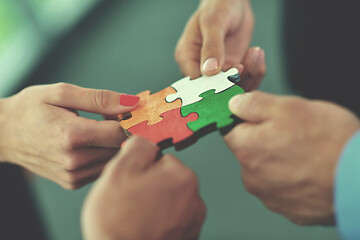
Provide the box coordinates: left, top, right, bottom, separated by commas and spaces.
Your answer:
181, 85, 245, 132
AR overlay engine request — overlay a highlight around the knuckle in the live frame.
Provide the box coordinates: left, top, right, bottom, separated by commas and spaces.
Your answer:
63, 155, 80, 171
163, 155, 198, 186
177, 167, 199, 188
242, 177, 259, 196
61, 182, 79, 190
174, 46, 189, 65
289, 217, 307, 226
61, 129, 81, 150
53, 83, 73, 100
199, 201, 207, 219
240, 153, 258, 170
94, 89, 111, 110
174, 46, 183, 62
64, 172, 79, 184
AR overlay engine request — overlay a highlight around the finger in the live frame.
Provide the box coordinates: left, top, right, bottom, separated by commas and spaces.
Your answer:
63, 147, 119, 171
157, 153, 185, 171
175, 15, 202, 79
222, 7, 255, 70
199, 15, 226, 76
238, 47, 266, 91
109, 136, 159, 174
44, 83, 139, 115
62, 119, 127, 149
15, 147, 117, 171
228, 91, 277, 123
180, 57, 201, 80
22, 160, 106, 190
223, 122, 259, 160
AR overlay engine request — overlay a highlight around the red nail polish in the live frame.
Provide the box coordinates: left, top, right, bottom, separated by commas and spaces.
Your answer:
120, 94, 140, 106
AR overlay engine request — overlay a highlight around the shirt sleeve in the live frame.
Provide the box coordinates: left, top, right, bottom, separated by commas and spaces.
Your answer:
335, 130, 360, 240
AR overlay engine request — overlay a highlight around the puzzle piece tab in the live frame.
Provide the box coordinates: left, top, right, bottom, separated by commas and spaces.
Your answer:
127, 108, 198, 146
181, 85, 245, 132
120, 87, 182, 130
165, 68, 239, 106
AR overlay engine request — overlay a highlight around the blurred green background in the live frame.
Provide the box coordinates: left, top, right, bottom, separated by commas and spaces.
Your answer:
0, 0, 341, 239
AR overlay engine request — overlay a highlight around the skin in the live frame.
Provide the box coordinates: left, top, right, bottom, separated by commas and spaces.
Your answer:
80, 48, 266, 240
224, 91, 360, 225
0, 46, 264, 191
175, 0, 254, 78
0, 83, 137, 189
81, 136, 206, 240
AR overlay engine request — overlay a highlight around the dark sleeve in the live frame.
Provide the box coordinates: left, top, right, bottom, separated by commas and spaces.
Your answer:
0, 163, 48, 240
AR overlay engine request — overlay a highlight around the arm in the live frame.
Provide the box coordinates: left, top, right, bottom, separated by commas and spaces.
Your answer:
0, 83, 139, 189
81, 137, 206, 240
335, 130, 360, 239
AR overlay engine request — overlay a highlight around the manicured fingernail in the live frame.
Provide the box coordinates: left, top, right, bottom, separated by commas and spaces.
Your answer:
252, 47, 261, 64
202, 58, 218, 72
120, 94, 140, 106
229, 94, 247, 110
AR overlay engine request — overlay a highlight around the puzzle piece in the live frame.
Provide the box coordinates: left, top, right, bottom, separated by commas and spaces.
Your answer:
127, 108, 198, 146
120, 87, 182, 129
165, 68, 239, 106
181, 85, 245, 132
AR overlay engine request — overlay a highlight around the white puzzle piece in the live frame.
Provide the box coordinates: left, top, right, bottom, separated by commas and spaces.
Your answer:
165, 68, 238, 106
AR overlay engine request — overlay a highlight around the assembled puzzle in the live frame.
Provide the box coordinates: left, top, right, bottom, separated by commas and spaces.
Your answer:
118, 68, 245, 150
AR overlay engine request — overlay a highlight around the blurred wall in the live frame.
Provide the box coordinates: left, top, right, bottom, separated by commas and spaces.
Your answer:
23, 0, 340, 239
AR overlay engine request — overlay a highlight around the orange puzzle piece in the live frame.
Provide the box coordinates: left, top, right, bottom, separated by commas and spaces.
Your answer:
119, 87, 181, 129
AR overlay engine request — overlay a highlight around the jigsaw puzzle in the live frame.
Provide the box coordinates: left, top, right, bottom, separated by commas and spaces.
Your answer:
120, 87, 182, 129
118, 68, 245, 150
127, 108, 198, 149
165, 68, 239, 106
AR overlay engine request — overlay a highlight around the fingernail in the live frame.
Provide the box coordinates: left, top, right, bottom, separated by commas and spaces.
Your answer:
237, 64, 244, 75
229, 94, 247, 111
120, 94, 140, 106
202, 58, 218, 72
252, 47, 261, 64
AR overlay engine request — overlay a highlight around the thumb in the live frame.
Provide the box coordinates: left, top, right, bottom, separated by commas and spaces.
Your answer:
200, 20, 226, 76
45, 83, 139, 115
228, 91, 277, 123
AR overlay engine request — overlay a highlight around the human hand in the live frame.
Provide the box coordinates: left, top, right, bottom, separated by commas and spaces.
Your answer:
0, 83, 139, 189
175, 0, 254, 78
224, 91, 360, 225
81, 137, 206, 240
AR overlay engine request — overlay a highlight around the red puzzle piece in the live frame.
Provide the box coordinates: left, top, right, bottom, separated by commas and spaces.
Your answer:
127, 108, 198, 146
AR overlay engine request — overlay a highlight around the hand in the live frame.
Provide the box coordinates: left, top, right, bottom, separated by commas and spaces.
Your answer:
0, 83, 139, 189
175, 0, 254, 78
224, 91, 360, 225
81, 137, 206, 240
